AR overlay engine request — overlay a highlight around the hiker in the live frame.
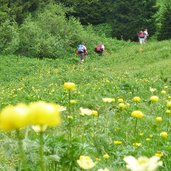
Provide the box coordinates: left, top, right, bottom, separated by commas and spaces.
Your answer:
144, 28, 149, 42
76, 43, 88, 63
95, 43, 105, 55
137, 30, 145, 44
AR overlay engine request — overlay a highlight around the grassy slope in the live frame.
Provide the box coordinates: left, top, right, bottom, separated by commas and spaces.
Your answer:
0, 40, 171, 170
0, 40, 171, 106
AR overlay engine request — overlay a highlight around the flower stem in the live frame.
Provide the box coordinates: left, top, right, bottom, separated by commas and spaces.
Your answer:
16, 129, 28, 171
39, 131, 45, 171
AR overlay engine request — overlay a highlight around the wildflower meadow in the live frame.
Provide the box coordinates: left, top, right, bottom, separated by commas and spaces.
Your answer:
0, 40, 171, 171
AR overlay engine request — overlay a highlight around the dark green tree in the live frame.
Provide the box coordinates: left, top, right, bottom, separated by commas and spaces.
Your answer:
111, 0, 157, 41
157, 2, 171, 40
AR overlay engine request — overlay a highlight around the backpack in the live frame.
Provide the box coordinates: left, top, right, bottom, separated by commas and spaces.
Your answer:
139, 32, 145, 38
77, 45, 85, 53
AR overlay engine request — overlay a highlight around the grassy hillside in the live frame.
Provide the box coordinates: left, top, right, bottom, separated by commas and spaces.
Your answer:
0, 40, 171, 170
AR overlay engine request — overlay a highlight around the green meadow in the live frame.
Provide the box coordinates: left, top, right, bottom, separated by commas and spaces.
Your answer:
0, 40, 171, 171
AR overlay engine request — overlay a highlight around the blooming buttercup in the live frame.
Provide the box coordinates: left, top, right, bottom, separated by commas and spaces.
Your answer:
160, 132, 168, 138
64, 82, 76, 90
131, 110, 144, 119
77, 155, 96, 170
29, 101, 61, 127
150, 96, 159, 102
102, 98, 115, 103
124, 155, 162, 171
133, 96, 141, 102
0, 103, 30, 131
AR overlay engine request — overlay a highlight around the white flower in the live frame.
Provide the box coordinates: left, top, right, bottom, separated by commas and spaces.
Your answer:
98, 168, 110, 171
77, 155, 96, 170
80, 107, 93, 116
124, 156, 162, 171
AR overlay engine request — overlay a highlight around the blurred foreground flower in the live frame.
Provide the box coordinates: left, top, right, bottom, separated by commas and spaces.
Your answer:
98, 168, 109, 171
124, 155, 162, 171
29, 101, 61, 127
0, 104, 30, 131
167, 101, 171, 108
64, 82, 76, 91
32, 125, 48, 133
77, 155, 96, 170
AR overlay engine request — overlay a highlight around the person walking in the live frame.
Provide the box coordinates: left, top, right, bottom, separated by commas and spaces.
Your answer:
76, 43, 88, 63
137, 30, 145, 44
95, 43, 105, 55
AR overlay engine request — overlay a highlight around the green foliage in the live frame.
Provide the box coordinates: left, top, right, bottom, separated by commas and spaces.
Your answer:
0, 41, 171, 170
157, 2, 171, 40
0, 20, 19, 54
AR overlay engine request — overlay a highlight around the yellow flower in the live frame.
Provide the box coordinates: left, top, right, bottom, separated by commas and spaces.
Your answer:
29, 101, 61, 127
102, 98, 115, 103
0, 104, 30, 131
150, 96, 159, 102
131, 110, 144, 119
118, 98, 124, 103
166, 109, 171, 114
160, 132, 168, 138
155, 151, 163, 157
161, 90, 166, 95
64, 82, 76, 91
70, 100, 77, 104
77, 156, 96, 170
103, 154, 110, 159
139, 132, 144, 136
32, 125, 47, 133
156, 117, 162, 123
133, 96, 141, 102
92, 110, 98, 116
124, 156, 162, 171
118, 102, 126, 109
114, 140, 123, 145
146, 138, 151, 141
67, 115, 73, 119
167, 101, 171, 108
133, 143, 141, 147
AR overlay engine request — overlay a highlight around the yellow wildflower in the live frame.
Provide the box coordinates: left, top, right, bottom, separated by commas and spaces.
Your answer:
131, 110, 144, 119
103, 154, 110, 159
161, 90, 166, 95
155, 151, 164, 157
29, 101, 61, 127
64, 82, 76, 91
160, 132, 168, 138
133, 143, 141, 147
0, 104, 30, 131
133, 96, 141, 102
167, 101, 171, 108
150, 96, 159, 102
114, 140, 123, 145
166, 109, 171, 114
32, 125, 47, 133
156, 117, 162, 123
118, 98, 124, 103
70, 100, 77, 104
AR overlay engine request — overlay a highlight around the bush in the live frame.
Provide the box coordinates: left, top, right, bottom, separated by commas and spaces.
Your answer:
0, 20, 19, 54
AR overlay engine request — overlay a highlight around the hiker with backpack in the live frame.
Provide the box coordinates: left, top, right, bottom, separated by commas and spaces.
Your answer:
95, 43, 105, 55
76, 43, 88, 63
137, 30, 145, 44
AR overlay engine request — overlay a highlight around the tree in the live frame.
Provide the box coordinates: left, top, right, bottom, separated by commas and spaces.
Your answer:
157, 1, 171, 40
110, 0, 157, 41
